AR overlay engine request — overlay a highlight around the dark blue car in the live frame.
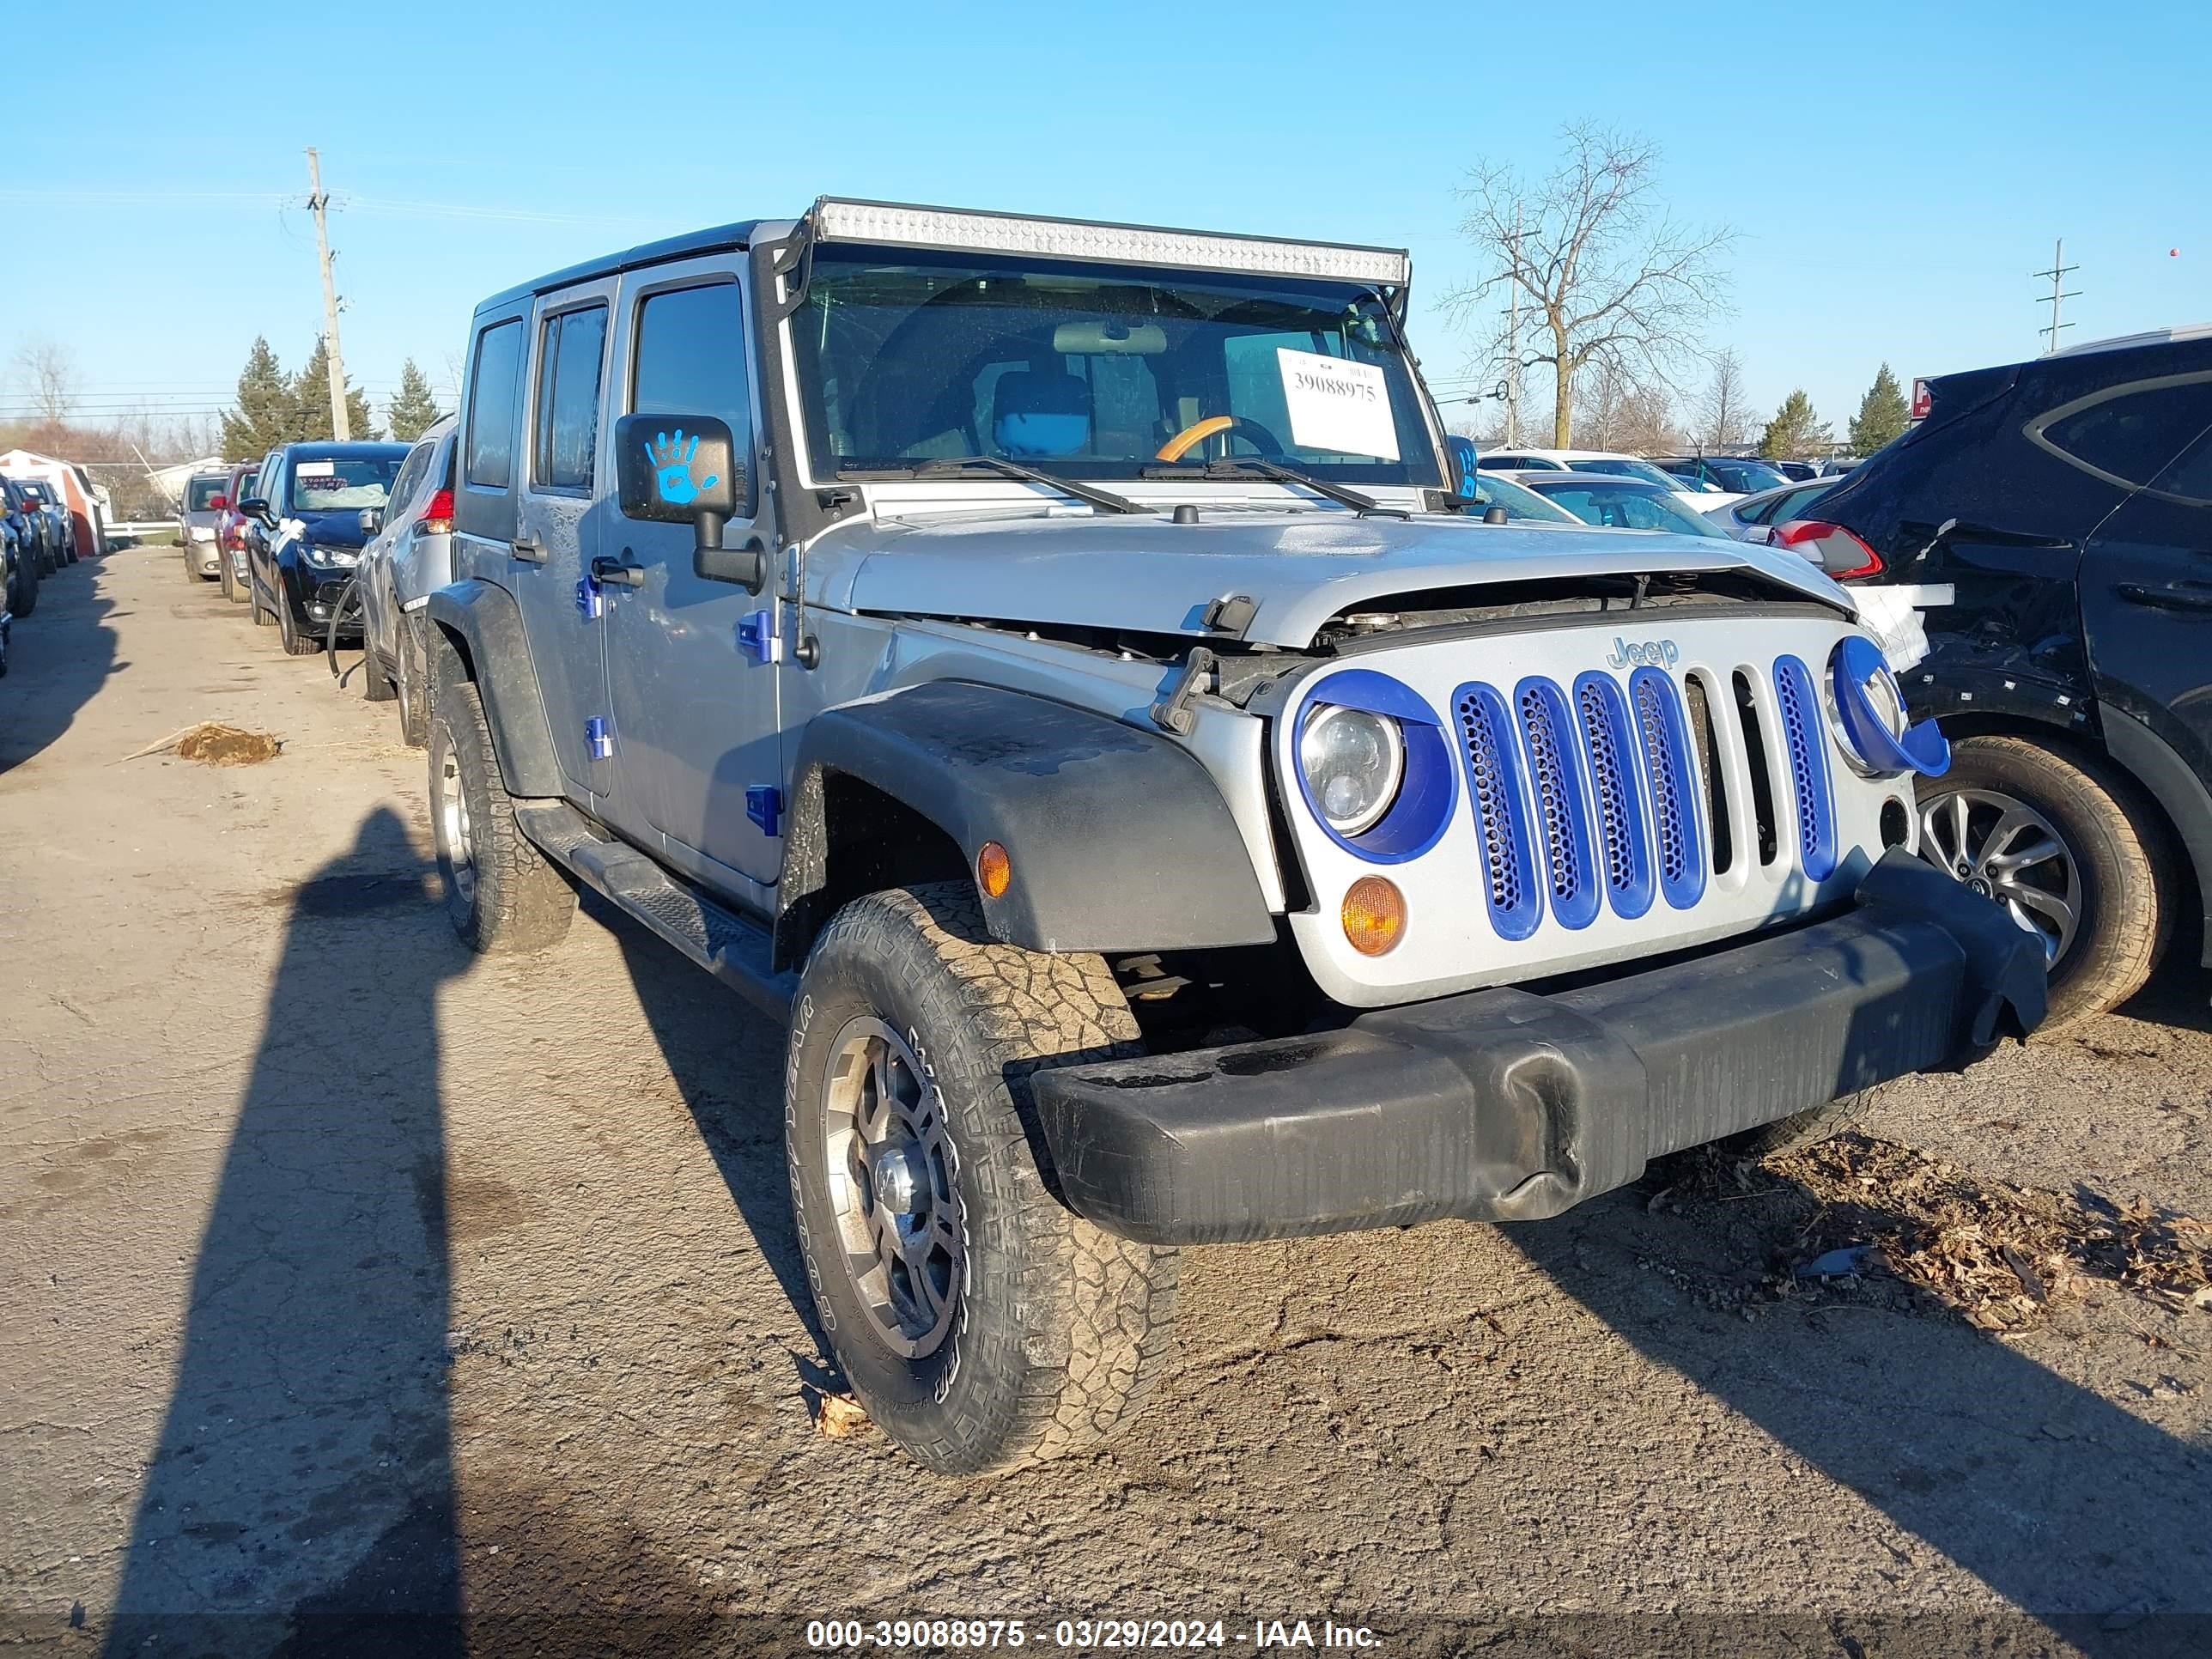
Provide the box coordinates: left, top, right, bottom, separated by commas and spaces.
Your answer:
240, 442, 409, 655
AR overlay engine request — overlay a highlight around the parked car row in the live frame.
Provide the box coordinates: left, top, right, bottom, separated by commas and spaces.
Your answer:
188, 443, 414, 659
0, 471, 88, 673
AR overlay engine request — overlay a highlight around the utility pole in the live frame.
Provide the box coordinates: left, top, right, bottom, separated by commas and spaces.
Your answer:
1501, 205, 1522, 447
2030, 238, 2081, 356
305, 147, 350, 440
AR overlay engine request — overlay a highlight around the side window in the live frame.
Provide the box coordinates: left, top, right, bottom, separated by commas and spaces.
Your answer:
2036, 377, 2212, 489
531, 304, 608, 492
630, 282, 753, 512
464, 319, 525, 490
387, 442, 430, 517
2147, 426, 2212, 507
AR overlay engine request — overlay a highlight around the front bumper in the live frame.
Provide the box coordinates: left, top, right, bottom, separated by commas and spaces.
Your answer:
1031, 850, 2046, 1244
280, 561, 363, 636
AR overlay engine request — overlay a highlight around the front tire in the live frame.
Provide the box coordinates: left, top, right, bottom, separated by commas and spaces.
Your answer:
9, 554, 36, 617
275, 587, 319, 656
428, 637, 576, 954
787, 884, 1181, 1474
1917, 735, 2171, 1030
362, 645, 397, 702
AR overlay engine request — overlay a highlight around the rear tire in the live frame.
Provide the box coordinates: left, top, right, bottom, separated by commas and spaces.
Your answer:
362, 646, 397, 702
9, 553, 36, 618
428, 637, 576, 955
787, 883, 1181, 1474
1917, 735, 2171, 1030
219, 553, 241, 604
393, 616, 430, 749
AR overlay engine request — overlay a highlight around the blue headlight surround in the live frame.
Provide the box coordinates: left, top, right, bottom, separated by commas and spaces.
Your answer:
1828, 635, 1949, 778
1291, 668, 1458, 864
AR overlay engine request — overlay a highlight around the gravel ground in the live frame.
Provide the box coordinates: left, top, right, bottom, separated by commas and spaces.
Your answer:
3, 548, 2209, 1657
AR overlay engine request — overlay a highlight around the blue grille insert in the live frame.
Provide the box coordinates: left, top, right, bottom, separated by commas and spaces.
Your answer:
1452, 683, 1542, 941
1571, 672, 1655, 920
1628, 668, 1709, 911
1772, 655, 1836, 881
1515, 677, 1601, 931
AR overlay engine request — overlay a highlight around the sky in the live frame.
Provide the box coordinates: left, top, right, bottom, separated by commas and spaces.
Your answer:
3, 0, 2206, 453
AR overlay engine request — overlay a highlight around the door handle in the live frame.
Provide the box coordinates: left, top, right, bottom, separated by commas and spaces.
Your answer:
590, 554, 646, 588
2115, 581, 2212, 614
510, 533, 547, 563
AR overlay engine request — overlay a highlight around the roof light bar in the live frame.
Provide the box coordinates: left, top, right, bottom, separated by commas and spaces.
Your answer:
810, 197, 1410, 287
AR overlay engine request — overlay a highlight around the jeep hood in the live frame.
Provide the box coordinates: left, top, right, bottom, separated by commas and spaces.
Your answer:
823, 510, 1852, 649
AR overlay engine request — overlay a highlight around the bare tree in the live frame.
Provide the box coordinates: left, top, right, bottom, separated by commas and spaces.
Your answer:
1695, 347, 1752, 449
11, 335, 80, 423
1577, 360, 1682, 454
1448, 124, 1735, 447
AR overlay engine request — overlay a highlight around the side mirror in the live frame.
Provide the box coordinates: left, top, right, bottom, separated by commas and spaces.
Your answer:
358, 507, 384, 537
1444, 435, 1480, 500
240, 495, 274, 526
614, 413, 739, 524
613, 413, 762, 592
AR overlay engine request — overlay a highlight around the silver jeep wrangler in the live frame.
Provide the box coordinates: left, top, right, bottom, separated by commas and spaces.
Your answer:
426, 198, 2045, 1473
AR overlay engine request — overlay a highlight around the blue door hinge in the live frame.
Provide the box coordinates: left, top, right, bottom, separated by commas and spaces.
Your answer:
575, 574, 604, 620
745, 784, 782, 837
736, 608, 782, 664
586, 717, 612, 760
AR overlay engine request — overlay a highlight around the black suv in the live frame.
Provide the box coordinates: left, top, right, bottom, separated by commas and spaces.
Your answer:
1803, 326, 2212, 1025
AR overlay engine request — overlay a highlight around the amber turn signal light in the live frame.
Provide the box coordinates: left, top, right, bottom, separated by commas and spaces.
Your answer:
976, 841, 1012, 899
1340, 875, 1406, 956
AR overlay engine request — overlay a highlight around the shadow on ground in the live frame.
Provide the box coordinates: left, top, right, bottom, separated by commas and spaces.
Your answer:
1504, 1158, 2212, 1657
0, 553, 118, 776
103, 808, 465, 1658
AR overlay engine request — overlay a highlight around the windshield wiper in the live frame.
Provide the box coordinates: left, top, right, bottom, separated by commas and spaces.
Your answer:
839, 456, 1152, 516
1139, 458, 1409, 520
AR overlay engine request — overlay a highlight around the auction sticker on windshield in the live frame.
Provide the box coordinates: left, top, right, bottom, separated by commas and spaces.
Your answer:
295, 460, 337, 478
1276, 347, 1398, 461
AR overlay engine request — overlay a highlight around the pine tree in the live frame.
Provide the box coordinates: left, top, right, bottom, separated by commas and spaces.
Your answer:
220, 337, 298, 459
386, 359, 442, 441
293, 337, 377, 441
1847, 363, 1910, 456
1759, 389, 1832, 461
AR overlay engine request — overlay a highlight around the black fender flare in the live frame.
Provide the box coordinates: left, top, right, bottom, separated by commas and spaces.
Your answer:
2100, 706, 2212, 967
423, 580, 563, 798
777, 679, 1277, 966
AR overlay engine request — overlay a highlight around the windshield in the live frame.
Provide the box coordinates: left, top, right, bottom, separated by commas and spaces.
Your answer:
1707, 458, 1788, 493
286, 455, 402, 512
1523, 479, 1729, 538
1567, 458, 1689, 490
791, 246, 1441, 487
185, 477, 225, 511
1467, 472, 1577, 522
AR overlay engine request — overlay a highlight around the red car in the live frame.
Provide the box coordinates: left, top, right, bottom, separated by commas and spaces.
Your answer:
211, 459, 264, 604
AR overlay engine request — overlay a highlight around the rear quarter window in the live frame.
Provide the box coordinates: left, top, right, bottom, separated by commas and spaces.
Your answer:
2030, 374, 2212, 489
465, 319, 526, 490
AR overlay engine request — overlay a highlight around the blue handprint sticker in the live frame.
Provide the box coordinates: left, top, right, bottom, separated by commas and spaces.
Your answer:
647, 428, 720, 506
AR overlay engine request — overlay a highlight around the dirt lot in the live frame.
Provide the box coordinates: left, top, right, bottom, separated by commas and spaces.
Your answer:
3, 548, 2210, 1657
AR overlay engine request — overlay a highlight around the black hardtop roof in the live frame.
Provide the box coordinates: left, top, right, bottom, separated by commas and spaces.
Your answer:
472, 221, 768, 318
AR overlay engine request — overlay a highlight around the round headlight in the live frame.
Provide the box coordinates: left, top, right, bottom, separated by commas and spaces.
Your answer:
1299, 704, 1403, 836
1827, 636, 1911, 775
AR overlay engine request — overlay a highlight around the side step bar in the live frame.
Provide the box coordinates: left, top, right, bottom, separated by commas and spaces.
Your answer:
513, 801, 796, 1021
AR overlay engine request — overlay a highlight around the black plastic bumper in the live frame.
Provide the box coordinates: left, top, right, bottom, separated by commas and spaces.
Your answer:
1031, 849, 2047, 1244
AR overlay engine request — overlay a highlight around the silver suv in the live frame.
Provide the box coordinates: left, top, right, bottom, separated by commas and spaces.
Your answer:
356, 414, 457, 745
424, 199, 2045, 1474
